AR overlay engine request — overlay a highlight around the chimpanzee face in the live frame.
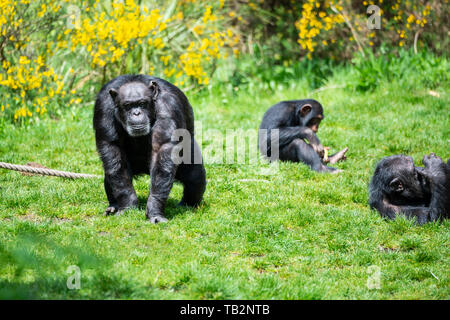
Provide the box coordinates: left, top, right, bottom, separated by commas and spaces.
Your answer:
380, 156, 431, 204
297, 101, 324, 133
306, 116, 322, 133
109, 81, 159, 137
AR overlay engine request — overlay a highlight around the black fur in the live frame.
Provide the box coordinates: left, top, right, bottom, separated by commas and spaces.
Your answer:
93, 75, 206, 223
369, 153, 450, 225
258, 99, 338, 172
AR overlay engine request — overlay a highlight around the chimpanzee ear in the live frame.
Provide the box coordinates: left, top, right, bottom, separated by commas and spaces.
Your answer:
149, 81, 159, 100
299, 104, 312, 117
389, 178, 404, 192
109, 88, 118, 101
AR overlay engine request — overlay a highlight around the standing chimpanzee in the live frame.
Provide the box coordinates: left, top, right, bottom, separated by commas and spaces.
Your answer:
258, 99, 348, 172
93, 75, 206, 223
369, 153, 450, 225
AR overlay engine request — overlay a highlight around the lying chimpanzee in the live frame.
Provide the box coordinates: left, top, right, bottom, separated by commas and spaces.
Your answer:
258, 99, 348, 172
94, 75, 206, 223
369, 153, 450, 225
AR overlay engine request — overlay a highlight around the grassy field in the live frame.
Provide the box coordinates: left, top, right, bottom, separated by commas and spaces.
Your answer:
0, 70, 449, 299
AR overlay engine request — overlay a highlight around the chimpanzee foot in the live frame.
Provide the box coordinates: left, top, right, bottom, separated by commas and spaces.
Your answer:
325, 166, 343, 174
314, 165, 343, 174
148, 215, 168, 224
327, 147, 349, 164
178, 197, 202, 208
178, 198, 189, 207
104, 206, 124, 216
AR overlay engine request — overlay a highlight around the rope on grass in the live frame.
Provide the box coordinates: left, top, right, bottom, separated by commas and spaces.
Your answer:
0, 161, 101, 179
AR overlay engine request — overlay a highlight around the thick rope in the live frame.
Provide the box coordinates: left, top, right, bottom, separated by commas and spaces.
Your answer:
0, 162, 101, 179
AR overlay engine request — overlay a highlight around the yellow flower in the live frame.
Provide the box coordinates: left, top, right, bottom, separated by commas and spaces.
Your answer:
153, 38, 164, 49
19, 56, 30, 64
192, 25, 204, 35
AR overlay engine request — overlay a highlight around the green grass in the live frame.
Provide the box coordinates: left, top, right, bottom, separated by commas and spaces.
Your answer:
0, 68, 449, 299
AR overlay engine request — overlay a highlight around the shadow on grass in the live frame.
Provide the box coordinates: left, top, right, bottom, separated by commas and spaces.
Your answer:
95, 195, 199, 220
0, 274, 147, 299
0, 226, 156, 299
136, 196, 208, 221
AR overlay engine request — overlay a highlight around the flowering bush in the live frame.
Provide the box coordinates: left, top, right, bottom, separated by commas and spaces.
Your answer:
0, 0, 447, 123
293, 0, 447, 59
0, 0, 241, 122
67, 0, 240, 87
0, 0, 74, 122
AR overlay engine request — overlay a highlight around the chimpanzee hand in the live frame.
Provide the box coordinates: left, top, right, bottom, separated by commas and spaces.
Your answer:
148, 215, 168, 223
145, 192, 169, 223
104, 206, 124, 216
422, 153, 446, 184
304, 128, 325, 158
146, 203, 168, 224
311, 143, 325, 159
423, 153, 443, 169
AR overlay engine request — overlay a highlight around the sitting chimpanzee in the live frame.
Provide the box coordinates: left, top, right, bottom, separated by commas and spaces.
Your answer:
369, 153, 450, 225
94, 75, 206, 223
258, 99, 348, 172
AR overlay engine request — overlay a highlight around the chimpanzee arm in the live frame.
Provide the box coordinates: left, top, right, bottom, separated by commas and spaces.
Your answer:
381, 193, 448, 224
369, 194, 430, 225
97, 139, 138, 212
370, 172, 449, 225
274, 126, 324, 158
422, 154, 450, 221
369, 181, 430, 224
427, 182, 450, 221
146, 118, 179, 223
269, 126, 321, 149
